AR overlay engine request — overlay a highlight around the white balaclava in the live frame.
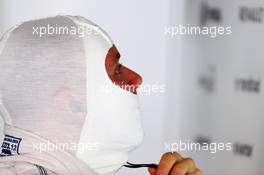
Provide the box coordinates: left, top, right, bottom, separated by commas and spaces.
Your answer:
0, 15, 143, 175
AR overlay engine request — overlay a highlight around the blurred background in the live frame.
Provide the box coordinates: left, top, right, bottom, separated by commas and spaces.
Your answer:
0, 0, 263, 174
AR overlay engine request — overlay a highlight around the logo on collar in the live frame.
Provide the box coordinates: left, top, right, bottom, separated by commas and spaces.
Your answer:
0, 134, 22, 156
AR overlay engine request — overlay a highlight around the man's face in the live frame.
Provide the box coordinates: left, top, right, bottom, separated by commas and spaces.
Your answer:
105, 45, 142, 94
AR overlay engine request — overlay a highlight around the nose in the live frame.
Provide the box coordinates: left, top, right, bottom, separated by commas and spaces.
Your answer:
121, 65, 142, 90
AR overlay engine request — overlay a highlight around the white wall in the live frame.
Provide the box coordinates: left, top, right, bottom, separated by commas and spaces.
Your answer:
168, 0, 264, 174
0, 0, 180, 174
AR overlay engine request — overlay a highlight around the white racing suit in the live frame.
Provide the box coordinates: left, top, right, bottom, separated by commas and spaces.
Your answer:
0, 125, 96, 175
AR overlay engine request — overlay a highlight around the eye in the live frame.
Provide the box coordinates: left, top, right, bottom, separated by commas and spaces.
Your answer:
114, 64, 122, 76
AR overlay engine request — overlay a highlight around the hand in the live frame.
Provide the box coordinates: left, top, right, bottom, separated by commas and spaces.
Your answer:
148, 152, 202, 175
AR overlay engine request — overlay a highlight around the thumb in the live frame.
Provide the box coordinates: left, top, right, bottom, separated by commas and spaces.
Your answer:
148, 167, 157, 175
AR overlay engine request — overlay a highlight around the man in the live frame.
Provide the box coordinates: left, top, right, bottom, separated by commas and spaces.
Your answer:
0, 15, 201, 175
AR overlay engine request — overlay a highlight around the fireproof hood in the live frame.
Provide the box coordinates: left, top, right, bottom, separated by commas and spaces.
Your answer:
0, 15, 143, 175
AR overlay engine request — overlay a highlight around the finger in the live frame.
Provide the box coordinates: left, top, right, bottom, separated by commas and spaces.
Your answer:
170, 158, 196, 175
148, 167, 157, 175
156, 152, 183, 175
186, 169, 202, 175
